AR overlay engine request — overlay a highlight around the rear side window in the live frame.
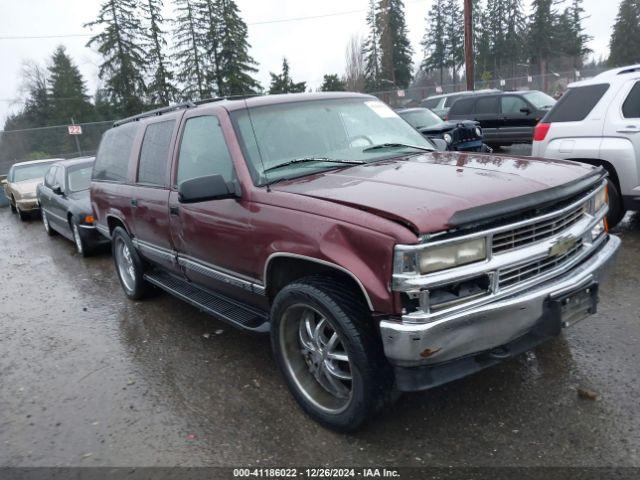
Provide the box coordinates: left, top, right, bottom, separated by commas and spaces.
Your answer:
622, 82, 640, 118
544, 84, 609, 122
449, 97, 475, 115
475, 96, 499, 114
177, 116, 235, 185
422, 98, 439, 109
93, 123, 139, 182
138, 120, 175, 186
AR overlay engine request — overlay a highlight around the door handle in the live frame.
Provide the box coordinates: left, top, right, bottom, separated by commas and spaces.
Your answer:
169, 205, 179, 216
131, 199, 138, 207
617, 125, 640, 134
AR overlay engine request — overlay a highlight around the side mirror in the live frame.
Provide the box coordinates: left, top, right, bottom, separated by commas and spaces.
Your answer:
520, 107, 532, 115
52, 185, 63, 195
430, 138, 449, 152
178, 174, 235, 203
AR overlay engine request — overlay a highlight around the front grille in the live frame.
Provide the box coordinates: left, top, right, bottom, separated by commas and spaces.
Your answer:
492, 202, 587, 254
452, 125, 479, 143
498, 240, 583, 289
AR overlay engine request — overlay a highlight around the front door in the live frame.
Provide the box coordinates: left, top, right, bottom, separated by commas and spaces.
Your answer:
500, 95, 538, 143
130, 119, 179, 272
168, 114, 259, 306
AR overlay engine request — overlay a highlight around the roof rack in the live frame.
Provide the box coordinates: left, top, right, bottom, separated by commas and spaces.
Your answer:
113, 102, 196, 127
617, 66, 640, 76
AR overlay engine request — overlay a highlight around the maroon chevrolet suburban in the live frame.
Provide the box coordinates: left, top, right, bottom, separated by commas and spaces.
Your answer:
91, 92, 620, 431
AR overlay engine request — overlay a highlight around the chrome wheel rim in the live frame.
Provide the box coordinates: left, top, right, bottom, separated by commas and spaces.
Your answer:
279, 304, 353, 414
73, 224, 83, 254
115, 238, 135, 292
42, 211, 50, 232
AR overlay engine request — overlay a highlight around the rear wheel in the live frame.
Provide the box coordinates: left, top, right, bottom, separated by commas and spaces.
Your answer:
112, 227, 152, 299
270, 276, 395, 432
606, 179, 625, 229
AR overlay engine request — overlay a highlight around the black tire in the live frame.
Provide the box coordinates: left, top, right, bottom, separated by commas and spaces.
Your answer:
606, 179, 625, 229
270, 276, 396, 432
17, 206, 29, 221
111, 226, 153, 300
70, 218, 93, 257
41, 210, 56, 236
10, 197, 16, 213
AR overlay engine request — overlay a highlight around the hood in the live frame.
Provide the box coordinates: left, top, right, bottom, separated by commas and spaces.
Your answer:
272, 152, 600, 235
13, 179, 42, 195
420, 120, 477, 135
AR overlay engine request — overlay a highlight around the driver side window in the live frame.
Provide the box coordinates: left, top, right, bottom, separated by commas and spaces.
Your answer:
502, 96, 529, 115
176, 116, 235, 186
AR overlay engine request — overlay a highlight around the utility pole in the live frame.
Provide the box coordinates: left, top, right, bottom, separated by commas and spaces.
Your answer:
463, 0, 474, 91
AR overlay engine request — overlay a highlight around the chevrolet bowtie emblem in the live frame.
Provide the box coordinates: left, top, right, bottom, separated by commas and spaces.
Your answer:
549, 235, 577, 257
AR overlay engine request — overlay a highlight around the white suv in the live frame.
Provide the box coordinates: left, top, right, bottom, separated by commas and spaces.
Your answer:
532, 64, 640, 227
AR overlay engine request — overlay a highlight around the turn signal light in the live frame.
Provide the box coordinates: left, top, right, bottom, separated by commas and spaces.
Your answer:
533, 122, 551, 141
84, 215, 95, 224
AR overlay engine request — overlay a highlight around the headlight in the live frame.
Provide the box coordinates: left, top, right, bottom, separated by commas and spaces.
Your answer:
475, 127, 482, 137
592, 184, 608, 213
443, 133, 453, 144
397, 237, 488, 275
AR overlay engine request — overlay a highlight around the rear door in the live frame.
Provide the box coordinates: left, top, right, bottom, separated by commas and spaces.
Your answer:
500, 95, 537, 143
473, 96, 501, 144
168, 113, 259, 305
130, 119, 180, 273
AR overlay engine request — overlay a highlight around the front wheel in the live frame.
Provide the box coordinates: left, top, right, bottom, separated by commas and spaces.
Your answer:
71, 219, 92, 257
10, 197, 16, 213
270, 277, 395, 432
42, 210, 55, 236
17, 205, 29, 221
606, 179, 626, 229
112, 227, 152, 299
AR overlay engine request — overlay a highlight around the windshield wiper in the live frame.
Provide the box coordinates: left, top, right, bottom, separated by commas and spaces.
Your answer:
362, 143, 434, 153
263, 157, 365, 174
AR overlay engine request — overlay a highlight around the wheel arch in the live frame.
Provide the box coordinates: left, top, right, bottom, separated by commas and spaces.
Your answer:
106, 214, 131, 236
264, 253, 374, 311
566, 158, 621, 192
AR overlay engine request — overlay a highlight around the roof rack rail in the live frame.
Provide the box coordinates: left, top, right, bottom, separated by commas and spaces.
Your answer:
618, 66, 640, 76
112, 102, 196, 127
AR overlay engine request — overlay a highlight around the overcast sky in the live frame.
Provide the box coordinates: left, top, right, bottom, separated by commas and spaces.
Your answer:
0, 0, 621, 126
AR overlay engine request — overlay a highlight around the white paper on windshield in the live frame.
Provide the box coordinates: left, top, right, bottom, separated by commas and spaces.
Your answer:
365, 101, 397, 118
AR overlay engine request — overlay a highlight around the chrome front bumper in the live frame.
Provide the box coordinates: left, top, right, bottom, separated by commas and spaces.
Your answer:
379, 234, 620, 367
16, 198, 40, 211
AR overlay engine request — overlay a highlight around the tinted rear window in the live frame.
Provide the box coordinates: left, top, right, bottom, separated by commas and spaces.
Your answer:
444, 94, 465, 107
475, 96, 499, 114
544, 84, 609, 122
422, 98, 439, 109
622, 82, 640, 118
93, 123, 139, 182
449, 97, 475, 115
138, 120, 175, 186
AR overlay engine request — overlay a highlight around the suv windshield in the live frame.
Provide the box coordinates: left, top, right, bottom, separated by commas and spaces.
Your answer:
399, 109, 444, 129
67, 165, 93, 192
522, 91, 556, 110
231, 98, 434, 185
12, 162, 54, 182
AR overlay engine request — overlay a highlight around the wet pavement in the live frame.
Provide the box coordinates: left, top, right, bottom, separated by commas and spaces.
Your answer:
0, 206, 639, 468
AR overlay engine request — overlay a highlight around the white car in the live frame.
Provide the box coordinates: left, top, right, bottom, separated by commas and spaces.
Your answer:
532, 64, 640, 227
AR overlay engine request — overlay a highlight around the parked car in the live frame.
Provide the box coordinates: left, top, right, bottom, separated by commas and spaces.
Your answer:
532, 64, 640, 228
421, 89, 500, 119
37, 157, 108, 256
447, 90, 556, 147
396, 107, 490, 152
2, 158, 61, 220
91, 93, 619, 431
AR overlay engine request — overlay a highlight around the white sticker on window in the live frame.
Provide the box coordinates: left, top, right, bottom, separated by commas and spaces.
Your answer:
365, 101, 397, 118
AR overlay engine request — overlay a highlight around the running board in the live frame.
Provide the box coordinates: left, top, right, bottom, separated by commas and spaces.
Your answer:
144, 270, 270, 333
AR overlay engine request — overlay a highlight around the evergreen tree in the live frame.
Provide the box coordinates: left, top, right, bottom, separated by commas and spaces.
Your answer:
363, 0, 382, 90
474, 0, 493, 82
85, 0, 147, 116
377, 0, 413, 88
199, 0, 224, 95
173, 0, 210, 99
421, 0, 447, 85
503, 0, 526, 78
48, 46, 93, 124
608, 0, 640, 67
443, 0, 464, 84
268, 58, 306, 94
528, 0, 557, 83
320, 74, 346, 91
141, 0, 177, 106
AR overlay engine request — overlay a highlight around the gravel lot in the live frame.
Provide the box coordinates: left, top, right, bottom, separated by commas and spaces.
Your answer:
0, 199, 639, 469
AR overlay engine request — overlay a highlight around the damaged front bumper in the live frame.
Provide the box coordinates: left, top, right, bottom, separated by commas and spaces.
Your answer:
379, 234, 620, 392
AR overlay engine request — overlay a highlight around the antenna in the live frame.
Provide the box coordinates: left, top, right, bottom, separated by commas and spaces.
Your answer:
243, 95, 271, 192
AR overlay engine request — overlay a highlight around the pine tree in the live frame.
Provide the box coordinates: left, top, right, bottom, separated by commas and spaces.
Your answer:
141, 0, 177, 106
443, 0, 464, 85
85, 0, 147, 116
377, 0, 413, 88
320, 74, 346, 91
268, 58, 306, 94
608, 0, 640, 67
503, 0, 526, 78
567, 0, 592, 68
474, 0, 493, 82
198, 0, 224, 95
421, 0, 447, 85
527, 0, 557, 79
48, 46, 93, 124
173, 0, 210, 99
217, 0, 261, 95
363, 0, 381, 90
